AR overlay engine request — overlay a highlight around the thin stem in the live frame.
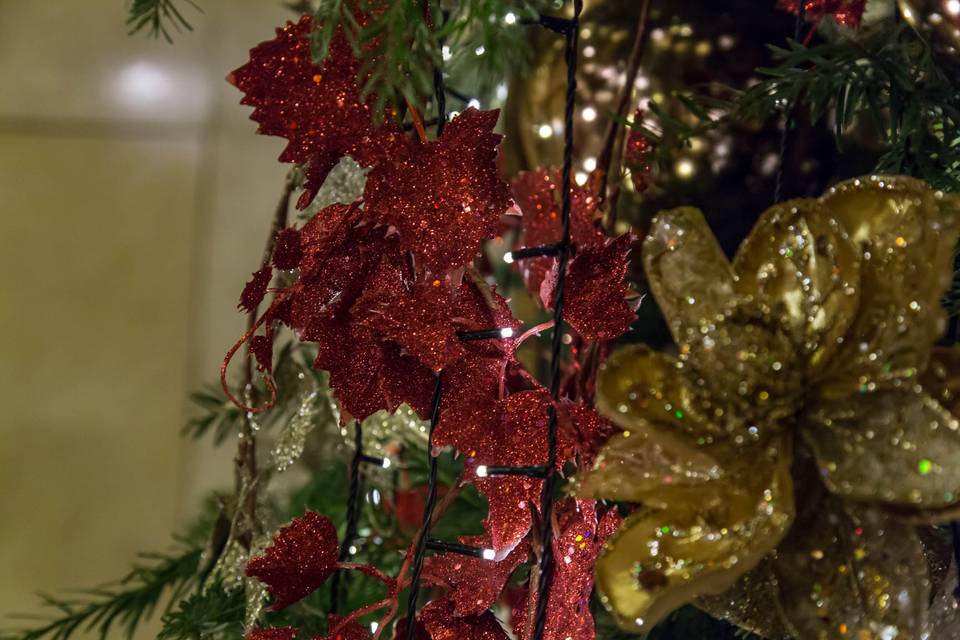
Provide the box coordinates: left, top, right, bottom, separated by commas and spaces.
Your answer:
232, 172, 296, 542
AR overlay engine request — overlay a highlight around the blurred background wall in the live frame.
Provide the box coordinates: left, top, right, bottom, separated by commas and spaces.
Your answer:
0, 1, 298, 635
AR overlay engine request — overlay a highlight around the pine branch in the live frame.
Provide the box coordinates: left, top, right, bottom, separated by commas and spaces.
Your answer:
126, 0, 202, 43
311, 0, 553, 118
156, 586, 245, 640
3, 547, 202, 640
183, 386, 244, 445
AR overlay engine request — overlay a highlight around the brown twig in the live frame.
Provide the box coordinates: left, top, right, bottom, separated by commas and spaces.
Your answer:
597, 0, 652, 232
233, 170, 297, 544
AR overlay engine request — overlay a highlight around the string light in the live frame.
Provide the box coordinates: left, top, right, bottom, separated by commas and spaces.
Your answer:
504, 11, 517, 24
582, 106, 597, 121
481, 549, 497, 560
476, 465, 489, 477
538, 123, 554, 138
503, 251, 514, 264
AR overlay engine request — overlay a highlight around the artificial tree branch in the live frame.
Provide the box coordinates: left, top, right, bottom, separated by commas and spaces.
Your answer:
598, 0, 652, 232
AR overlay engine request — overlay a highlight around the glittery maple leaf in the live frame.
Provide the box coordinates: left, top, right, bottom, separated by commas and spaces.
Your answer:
240, 265, 273, 313
452, 281, 521, 360
228, 15, 403, 209
511, 168, 605, 295
543, 234, 636, 341
364, 108, 512, 273
419, 599, 511, 640
557, 400, 619, 467
272, 227, 303, 271
422, 533, 530, 616
510, 500, 621, 640
777, 0, 866, 27
246, 511, 339, 610
355, 268, 464, 372
624, 110, 654, 194
246, 628, 298, 640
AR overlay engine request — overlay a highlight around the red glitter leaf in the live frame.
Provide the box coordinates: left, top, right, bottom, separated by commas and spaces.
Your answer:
246, 511, 339, 610
419, 599, 510, 640
476, 476, 541, 554
544, 234, 636, 341
240, 266, 273, 313
355, 271, 464, 372
511, 499, 622, 640
273, 227, 303, 271
624, 110, 653, 194
364, 108, 511, 273
433, 357, 504, 455
557, 400, 619, 467
249, 334, 274, 373
318, 616, 372, 640
246, 628, 298, 640
228, 16, 404, 209
777, 0, 866, 27
511, 168, 604, 296
422, 533, 530, 616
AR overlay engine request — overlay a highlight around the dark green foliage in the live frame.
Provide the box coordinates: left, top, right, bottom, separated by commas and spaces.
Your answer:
2, 547, 202, 640
312, 0, 554, 118
182, 386, 243, 445
126, 0, 201, 43
735, 22, 960, 190
157, 586, 245, 640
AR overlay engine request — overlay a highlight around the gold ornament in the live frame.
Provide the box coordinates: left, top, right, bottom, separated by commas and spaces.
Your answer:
577, 176, 960, 637
898, 0, 960, 62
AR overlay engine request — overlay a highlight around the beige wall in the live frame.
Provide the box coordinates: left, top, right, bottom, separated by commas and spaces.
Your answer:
0, 1, 297, 634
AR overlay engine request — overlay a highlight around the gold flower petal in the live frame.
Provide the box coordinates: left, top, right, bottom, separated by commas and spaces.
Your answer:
593, 436, 794, 633
643, 207, 738, 353
593, 343, 729, 446
817, 176, 960, 394
804, 388, 960, 511
696, 559, 795, 640
733, 199, 861, 372
770, 479, 931, 639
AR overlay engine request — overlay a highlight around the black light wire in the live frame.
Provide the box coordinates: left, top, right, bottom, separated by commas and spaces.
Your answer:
330, 421, 365, 614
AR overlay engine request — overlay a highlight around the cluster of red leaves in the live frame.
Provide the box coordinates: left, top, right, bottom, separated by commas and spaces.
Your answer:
511, 169, 637, 341
776, 0, 867, 28
231, 10, 633, 640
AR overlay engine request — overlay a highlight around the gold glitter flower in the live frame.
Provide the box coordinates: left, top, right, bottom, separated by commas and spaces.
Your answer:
577, 176, 960, 637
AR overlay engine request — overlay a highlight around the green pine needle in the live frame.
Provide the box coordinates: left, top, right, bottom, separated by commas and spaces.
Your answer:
126, 0, 202, 43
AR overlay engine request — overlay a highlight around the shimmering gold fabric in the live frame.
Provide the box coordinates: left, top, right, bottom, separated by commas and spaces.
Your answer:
578, 176, 960, 636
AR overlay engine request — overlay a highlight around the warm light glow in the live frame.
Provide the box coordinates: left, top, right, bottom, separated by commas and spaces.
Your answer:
583, 45, 596, 58
538, 123, 553, 138
499, 327, 515, 338
575, 171, 588, 186
504, 11, 517, 24
675, 158, 696, 179
475, 45, 486, 56
583, 156, 597, 171
468, 98, 481, 109
116, 62, 172, 105
481, 549, 497, 560
381, 457, 392, 469
348, 545, 358, 555
948, 0, 960, 16
582, 106, 597, 122
442, 45, 452, 61
476, 465, 489, 477
503, 251, 514, 264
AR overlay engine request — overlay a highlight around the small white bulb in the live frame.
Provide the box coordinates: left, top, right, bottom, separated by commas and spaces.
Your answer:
468, 98, 481, 109
499, 327, 515, 339
381, 457, 392, 469
503, 251, 514, 264
582, 106, 597, 122
370, 622, 379, 633
348, 545, 358, 555
504, 11, 517, 24
476, 465, 489, 478
481, 548, 497, 560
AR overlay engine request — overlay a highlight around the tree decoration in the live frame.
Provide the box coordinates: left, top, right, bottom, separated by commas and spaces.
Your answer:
246, 511, 340, 610
577, 175, 960, 636
228, 15, 404, 210
898, 0, 960, 62
776, 0, 867, 28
